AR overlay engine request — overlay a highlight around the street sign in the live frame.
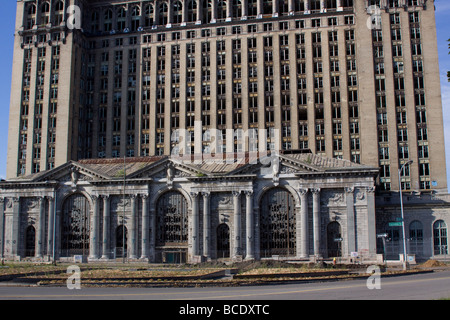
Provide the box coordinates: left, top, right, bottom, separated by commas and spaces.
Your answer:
389, 222, 403, 227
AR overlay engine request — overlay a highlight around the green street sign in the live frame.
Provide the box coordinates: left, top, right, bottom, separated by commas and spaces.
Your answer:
389, 222, 403, 227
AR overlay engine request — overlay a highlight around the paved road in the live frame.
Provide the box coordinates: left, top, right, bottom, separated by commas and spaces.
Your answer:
0, 270, 449, 301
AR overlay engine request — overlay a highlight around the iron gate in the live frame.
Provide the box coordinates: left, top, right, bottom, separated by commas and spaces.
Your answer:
61, 194, 90, 257
156, 191, 188, 246
260, 188, 296, 257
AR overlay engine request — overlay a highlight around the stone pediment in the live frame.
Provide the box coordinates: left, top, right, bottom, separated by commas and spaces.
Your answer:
27, 161, 106, 183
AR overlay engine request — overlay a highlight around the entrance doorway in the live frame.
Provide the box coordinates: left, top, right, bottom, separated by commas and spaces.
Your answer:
327, 221, 342, 258
217, 223, 230, 258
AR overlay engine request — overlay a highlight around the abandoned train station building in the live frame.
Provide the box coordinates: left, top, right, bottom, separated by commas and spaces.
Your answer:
1, 0, 449, 263
0, 153, 383, 263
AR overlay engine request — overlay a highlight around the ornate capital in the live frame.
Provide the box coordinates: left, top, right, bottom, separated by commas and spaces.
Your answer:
366, 186, 376, 193
244, 190, 254, 197
311, 188, 321, 194
190, 192, 199, 198
345, 187, 355, 194
299, 188, 309, 196
202, 192, 211, 198
232, 191, 241, 197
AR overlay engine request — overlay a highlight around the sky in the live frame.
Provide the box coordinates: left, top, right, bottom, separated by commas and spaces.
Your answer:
0, 1, 449, 187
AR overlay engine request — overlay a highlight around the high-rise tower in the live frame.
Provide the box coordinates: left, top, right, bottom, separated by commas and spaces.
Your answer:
7, 0, 447, 194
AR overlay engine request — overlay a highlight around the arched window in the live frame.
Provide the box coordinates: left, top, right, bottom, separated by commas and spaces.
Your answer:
104, 9, 113, 31
263, 0, 272, 15
311, 0, 321, 10
173, 1, 183, 24
131, 6, 141, 31
144, 5, 154, 27
248, 0, 258, 17
327, 0, 338, 10
156, 191, 189, 245
61, 194, 90, 257
40, 1, 50, 25
55, 0, 64, 12
187, 0, 197, 22
217, 1, 227, 20
279, 0, 289, 15
202, 0, 212, 24
409, 220, 423, 256
53, 1, 64, 26
117, 7, 127, 31
260, 187, 296, 257
91, 11, 100, 32
295, 0, 305, 12
158, 2, 168, 25
232, 0, 242, 19
433, 220, 448, 255
25, 3, 36, 29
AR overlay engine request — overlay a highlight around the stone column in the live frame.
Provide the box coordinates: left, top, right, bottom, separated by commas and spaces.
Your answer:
320, 0, 326, 12
0, 198, 4, 260
288, 0, 295, 14
11, 198, 20, 257
129, 195, 138, 259
211, 0, 217, 23
346, 187, 356, 255
337, 0, 343, 11
256, 0, 263, 17
36, 197, 45, 258
366, 186, 377, 257
89, 196, 100, 259
191, 192, 200, 256
232, 191, 242, 259
245, 191, 255, 260
47, 196, 54, 259
101, 195, 110, 259
312, 188, 321, 257
304, 0, 310, 14
299, 188, 309, 258
141, 195, 149, 259
272, 0, 279, 16
226, 0, 232, 21
202, 192, 211, 259
149, 207, 156, 262
241, 0, 248, 18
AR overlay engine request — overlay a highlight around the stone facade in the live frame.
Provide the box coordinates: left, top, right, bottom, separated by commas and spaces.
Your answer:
0, 153, 382, 263
7, 0, 447, 195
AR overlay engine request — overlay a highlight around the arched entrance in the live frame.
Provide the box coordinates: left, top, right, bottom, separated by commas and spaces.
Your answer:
156, 190, 189, 263
116, 225, 127, 258
61, 194, 90, 257
327, 221, 342, 258
260, 187, 296, 257
217, 224, 230, 258
25, 225, 35, 257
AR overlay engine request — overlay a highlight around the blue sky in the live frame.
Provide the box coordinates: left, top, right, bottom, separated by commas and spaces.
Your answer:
0, 1, 449, 187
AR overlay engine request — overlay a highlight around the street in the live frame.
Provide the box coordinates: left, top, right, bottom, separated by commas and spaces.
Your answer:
0, 270, 448, 300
